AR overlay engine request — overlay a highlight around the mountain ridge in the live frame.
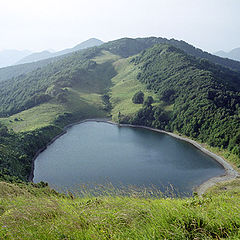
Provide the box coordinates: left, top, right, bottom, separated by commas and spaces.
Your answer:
1, 36, 240, 85
16, 38, 104, 65
214, 47, 240, 62
0, 38, 239, 183
0, 49, 31, 68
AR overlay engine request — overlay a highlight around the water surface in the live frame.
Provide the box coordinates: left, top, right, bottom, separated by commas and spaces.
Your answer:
33, 122, 225, 195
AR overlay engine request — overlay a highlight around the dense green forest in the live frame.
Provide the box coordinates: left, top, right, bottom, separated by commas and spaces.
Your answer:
0, 37, 240, 181
1, 37, 240, 117
0, 47, 117, 116
125, 45, 240, 159
0, 122, 62, 181
1, 36, 240, 84
0, 37, 240, 239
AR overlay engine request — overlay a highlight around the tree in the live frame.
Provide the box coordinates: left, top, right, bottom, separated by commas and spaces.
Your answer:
161, 89, 175, 103
0, 125, 9, 137
144, 96, 154, 106
132, 91, 144, 104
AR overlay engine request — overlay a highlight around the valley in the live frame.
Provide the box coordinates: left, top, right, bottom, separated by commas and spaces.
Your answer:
0, 37, 240, 239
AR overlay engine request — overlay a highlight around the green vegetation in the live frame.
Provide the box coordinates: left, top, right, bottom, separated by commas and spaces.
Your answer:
124, 44, 240, 161
0, 50, 118, 180
0, 57, 58, 83
0, 47, 105, 116
132, 91, 144, 104
144, 96, 154, 106
0, 38, 239, 180
1, 36, 240, 85
0, 181, 239, 239
0, 37, 240, 239
0, 123, 62, 181
109, 58, 158, 122
0, 39, 240, 181
1, 103, 64, 132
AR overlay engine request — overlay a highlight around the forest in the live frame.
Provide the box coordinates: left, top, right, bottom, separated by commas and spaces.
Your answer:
122, 44, 240, 159
0, 38, 240, 181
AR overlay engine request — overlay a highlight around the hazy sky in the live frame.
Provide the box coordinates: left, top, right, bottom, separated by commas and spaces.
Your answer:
0, 0, 239, 53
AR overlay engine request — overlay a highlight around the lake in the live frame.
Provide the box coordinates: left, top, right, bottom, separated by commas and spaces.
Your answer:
33, 121, 225, 196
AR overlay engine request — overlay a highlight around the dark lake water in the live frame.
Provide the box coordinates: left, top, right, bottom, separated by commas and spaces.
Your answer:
33, 121, 225, 196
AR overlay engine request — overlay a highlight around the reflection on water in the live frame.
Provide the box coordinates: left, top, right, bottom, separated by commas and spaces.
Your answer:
34, 122, 224, 196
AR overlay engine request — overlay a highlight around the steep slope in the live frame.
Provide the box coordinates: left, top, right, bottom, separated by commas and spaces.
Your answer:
124, 44, 240, 158
0, 55, 64, 83
215, 47, 240, 62
0, 39, 240, 182
1, 37, 240, 84
0, 50, 121, 180
101, 37, 240, 71
16, 38, 103, 64
0, 47, 114, 117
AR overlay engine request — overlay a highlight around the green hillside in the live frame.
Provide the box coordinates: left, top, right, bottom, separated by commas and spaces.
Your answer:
0, 37, 240, 239
124, 44, 240, 161
1, 36, 240, 84
0, 39, 240, 181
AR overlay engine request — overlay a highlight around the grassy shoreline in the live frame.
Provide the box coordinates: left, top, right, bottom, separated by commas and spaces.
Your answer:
29, 118, 239, 196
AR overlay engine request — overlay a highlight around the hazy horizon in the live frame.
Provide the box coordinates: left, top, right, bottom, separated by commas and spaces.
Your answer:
1, 0, 239, 53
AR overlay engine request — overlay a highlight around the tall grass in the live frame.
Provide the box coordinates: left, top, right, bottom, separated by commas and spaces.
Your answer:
0, 181, 239, 239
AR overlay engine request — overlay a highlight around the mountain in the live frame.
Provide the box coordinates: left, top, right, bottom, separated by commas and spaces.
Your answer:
0, 38, 104, 82
15, 50, 52, 64
57, 38, 104, 55
1, 37, 240, 84
129, 44, 240, 148
0, 57, 61, 83
0, 38, 240, 182
214, 50, 228, 58
16, 38, 104, 64
214, 47, 240, 62
0, 49, 31, 68
0, 37, 239, 239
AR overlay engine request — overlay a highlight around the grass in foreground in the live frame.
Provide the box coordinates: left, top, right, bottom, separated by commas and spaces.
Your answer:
0, 182, 239, 240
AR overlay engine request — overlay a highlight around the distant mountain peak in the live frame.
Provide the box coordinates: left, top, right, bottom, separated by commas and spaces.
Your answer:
0, 49, 31, 68
72, 38, 103, 51
214, 47, 240, 62
16, 38, 104, 65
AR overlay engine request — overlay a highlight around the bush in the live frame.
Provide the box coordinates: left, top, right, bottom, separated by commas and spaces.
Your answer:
144, 96, 154, 106
132, 91, 144, 104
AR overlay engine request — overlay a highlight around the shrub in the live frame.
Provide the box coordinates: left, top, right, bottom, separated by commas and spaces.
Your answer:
132, 91, 144, 104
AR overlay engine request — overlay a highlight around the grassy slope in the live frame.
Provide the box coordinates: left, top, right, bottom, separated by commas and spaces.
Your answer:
1, 49, 239, 175
0, 182, 239, 240
0, 51, 119, 132
110, 57, 158, 121
0, 51, 157, 132
0, 49, 240, 239
1, 103, 64, 132
0, 91, 106, 133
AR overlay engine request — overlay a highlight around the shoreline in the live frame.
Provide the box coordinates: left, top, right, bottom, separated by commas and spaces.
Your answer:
29, 119, 239, 196
28, 118, 110, 182
114, 123, 239, 196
